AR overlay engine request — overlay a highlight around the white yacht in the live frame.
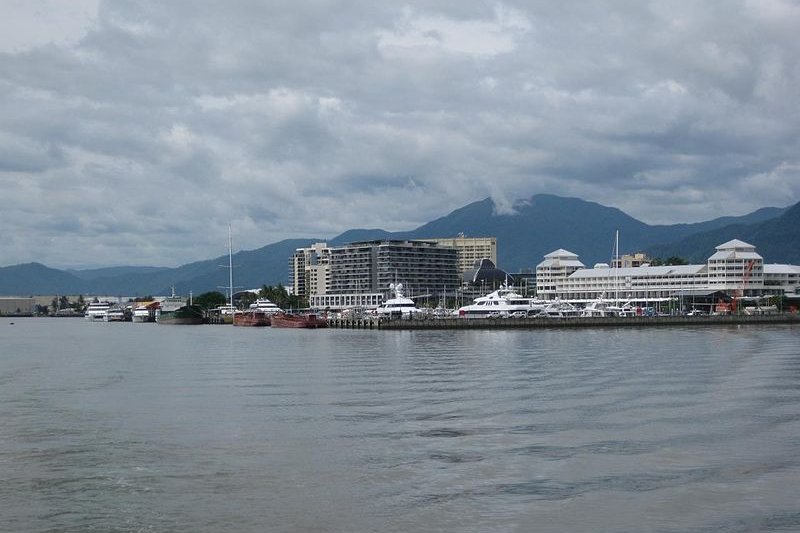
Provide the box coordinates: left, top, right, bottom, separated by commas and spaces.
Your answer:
213, 304, 238, 316
375, 283, 424, 318
457, 284, 545, 318
248, 298, 283, 314
85, 301, 112, 321
536, 299, 581, 318
580, 293, 636, 317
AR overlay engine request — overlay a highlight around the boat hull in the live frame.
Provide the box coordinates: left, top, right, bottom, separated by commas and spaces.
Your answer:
233, 311, 271, 327
157, 305, 204, 325
132, 308, 156, 323
270, 312, 328, 329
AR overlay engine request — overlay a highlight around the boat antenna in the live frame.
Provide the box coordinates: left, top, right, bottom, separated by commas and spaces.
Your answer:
614, 229, 619, 304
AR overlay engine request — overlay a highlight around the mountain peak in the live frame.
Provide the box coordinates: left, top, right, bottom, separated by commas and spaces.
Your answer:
1, 196, 795, 295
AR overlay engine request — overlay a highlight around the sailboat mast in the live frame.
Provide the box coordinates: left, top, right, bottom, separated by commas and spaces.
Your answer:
614, 229, 619, 304
228, 225, 234, 308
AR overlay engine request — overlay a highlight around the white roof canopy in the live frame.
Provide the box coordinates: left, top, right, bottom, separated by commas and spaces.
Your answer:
715, 239, 756, 251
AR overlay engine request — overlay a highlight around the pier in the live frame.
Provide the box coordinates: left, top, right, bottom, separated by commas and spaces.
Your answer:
330, 313, 800, 330
328, 317, 381, 329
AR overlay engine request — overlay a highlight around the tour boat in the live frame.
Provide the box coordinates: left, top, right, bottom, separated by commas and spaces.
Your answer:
105, 306, 128, 322
85, 301, 112, 321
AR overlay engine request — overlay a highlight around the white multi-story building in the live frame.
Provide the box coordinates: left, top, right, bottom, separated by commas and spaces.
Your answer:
706, 239, 764, 293
764, 264, 800, 294
429, 236, 497, 276
536, 239, 800, 303
290, 242, 331, 300
295, 239, 459, 310
535, 249, 585, 301
309, 292, 384, 310
329, 240, 459, 295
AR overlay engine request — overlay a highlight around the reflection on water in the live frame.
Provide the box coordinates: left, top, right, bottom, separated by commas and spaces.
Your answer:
1, 319, 799, 532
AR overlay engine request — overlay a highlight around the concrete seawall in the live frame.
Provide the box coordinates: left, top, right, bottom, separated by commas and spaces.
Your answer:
328, 313, 800, 330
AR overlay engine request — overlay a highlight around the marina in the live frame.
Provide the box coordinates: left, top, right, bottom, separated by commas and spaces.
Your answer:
328, 312, 800, 329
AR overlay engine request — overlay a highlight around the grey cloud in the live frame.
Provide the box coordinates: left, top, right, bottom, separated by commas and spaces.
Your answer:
0, 0, 798, 268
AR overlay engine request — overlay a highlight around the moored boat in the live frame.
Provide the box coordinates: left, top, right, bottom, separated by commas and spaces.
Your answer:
233, 310, 271, 327
212, 304, 237, 324
106, 306, 128, 322
375, 283, 424, 318
457, 283, 546, 318
132, 302, 158, 323
156, 304, 204, 325
233, 298, 283, 327
579, 292, 636, 318
85, 301, 112, 321
270, 312, 328, 329
249, 298, 283, 314
156, 289, 204, 325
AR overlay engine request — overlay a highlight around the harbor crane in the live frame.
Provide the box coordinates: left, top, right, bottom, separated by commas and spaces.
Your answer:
732, 259, 756, 313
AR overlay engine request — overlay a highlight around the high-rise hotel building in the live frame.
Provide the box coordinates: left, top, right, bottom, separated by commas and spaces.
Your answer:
428, 236, 497, 276
329, 240, 459, 295
292, 239, 469, 310
290, 242, 331, 302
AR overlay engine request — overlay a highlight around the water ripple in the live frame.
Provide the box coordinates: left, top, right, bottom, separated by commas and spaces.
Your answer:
2, 321, 799, 532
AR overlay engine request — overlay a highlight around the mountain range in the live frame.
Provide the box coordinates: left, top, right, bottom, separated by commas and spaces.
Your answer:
1, 194, 797, 297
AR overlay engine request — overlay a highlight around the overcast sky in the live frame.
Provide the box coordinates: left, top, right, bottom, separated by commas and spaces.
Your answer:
1, 1, 799, 268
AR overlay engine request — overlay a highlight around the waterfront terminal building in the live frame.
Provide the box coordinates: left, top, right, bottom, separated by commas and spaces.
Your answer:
0, 297, 35, 316
535, 239, 800, 305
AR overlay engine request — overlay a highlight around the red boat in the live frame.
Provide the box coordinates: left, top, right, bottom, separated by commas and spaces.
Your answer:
233, 310, 271, 327
270, 312, 328, 329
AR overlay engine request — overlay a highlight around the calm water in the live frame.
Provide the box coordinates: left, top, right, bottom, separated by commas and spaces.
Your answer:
1, 318, 799, 532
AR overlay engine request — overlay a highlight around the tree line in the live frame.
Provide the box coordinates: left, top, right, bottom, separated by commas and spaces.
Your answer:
193, 285, 306, 311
